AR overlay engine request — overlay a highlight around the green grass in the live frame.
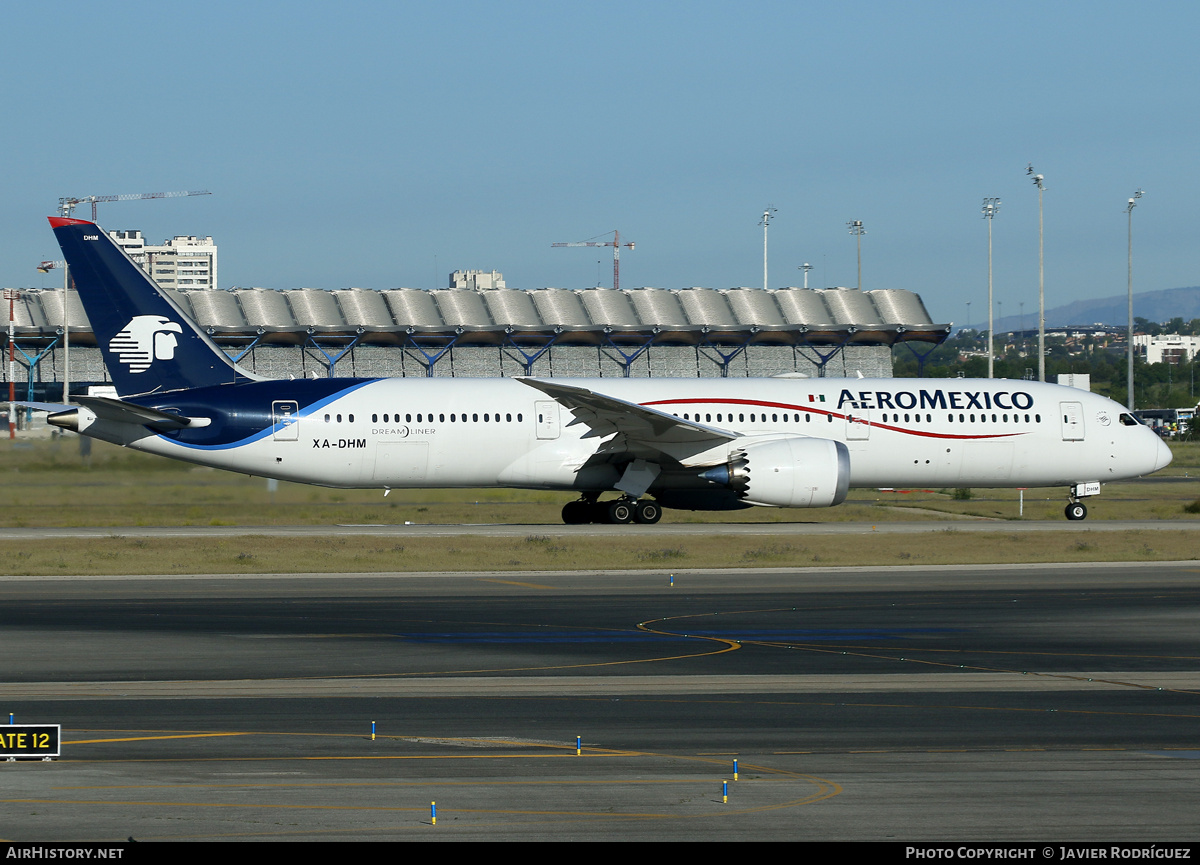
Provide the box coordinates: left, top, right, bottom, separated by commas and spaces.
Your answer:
2, 435, 1197, 527
0, 434, 1197, 575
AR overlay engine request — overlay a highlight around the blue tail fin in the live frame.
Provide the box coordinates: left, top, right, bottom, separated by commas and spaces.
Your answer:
50, 217, 262, 396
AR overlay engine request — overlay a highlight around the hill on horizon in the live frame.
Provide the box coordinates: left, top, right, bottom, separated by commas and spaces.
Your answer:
962, 286, 1200, 334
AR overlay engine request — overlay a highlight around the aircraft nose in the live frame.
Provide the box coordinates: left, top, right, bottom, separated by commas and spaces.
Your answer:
1153, 436, 1173, 472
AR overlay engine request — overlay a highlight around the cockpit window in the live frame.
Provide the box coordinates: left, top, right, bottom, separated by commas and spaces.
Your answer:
1119, 413, 1142, 426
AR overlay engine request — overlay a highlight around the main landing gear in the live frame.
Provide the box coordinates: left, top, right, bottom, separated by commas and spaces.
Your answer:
562, 496, 662, 525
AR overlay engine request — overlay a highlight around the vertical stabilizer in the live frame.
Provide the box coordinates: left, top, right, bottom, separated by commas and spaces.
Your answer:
49, 217, 262, 396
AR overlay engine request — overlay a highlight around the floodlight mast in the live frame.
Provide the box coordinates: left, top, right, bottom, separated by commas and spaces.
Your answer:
1027, 164, 1046, 382
982, 197, 1001, 379
759, 207, 777, 290
4, 289, 17, 439
846, 220, 865, 289
1126, 188, 1145, 410
36, 260, 72, 403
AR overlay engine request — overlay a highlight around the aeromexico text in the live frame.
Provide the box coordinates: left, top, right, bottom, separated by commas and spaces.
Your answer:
837, 389, 1036, 412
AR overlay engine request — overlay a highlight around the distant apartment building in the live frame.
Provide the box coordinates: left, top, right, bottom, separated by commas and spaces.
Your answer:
1134, 333, 1200, 364
449, 269, 505, 290
107, 230, 218, 289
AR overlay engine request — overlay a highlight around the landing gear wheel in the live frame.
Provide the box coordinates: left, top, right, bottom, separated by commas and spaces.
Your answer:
562, 501, 589, 525
634, 500, 662, 524
1065, 501, 1087, 521
607, 500, 635, 524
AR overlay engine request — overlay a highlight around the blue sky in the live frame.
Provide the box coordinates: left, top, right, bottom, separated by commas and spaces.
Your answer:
2, 1, 1197, 327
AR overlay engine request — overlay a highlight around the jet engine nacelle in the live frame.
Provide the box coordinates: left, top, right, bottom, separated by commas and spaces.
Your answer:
700, 435, 851, 508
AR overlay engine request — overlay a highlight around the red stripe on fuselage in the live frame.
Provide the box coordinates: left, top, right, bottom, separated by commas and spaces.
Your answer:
642, 396, 1028, 441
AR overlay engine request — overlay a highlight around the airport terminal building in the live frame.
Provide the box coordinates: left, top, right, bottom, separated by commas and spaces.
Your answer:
1, 282, 949, 399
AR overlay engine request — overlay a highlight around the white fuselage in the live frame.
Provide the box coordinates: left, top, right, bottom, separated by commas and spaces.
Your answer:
102, 377, 1170, 498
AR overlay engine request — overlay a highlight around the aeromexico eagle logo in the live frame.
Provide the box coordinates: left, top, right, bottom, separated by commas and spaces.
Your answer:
108, 315, 183, 373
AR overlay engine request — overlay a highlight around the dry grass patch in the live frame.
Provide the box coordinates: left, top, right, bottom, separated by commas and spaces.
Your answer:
0, 529, 1196, 576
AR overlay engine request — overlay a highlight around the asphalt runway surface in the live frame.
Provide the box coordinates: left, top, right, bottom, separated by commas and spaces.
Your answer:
2, 562, 1199, 842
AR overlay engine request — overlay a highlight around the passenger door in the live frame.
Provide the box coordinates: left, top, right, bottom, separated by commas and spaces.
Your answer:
1060, 401, 1085, 441
272, 400, 299, 441
535, 400, 560, 440
845, 409, 871, 441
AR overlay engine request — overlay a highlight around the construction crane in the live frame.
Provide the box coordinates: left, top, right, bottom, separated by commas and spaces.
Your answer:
57, 190, 212, 222
552, 230, 634, 290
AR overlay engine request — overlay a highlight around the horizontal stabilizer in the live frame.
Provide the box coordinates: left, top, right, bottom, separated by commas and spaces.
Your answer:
72, 395, 197, 429
15, 401, 74, 414
22, 396, 208, 433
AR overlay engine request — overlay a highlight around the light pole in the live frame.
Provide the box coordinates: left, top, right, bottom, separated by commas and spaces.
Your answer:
1126, 189, 1144, 409
847, 220, 865, 289
798, 262, 813, 289
1027, 164, 1046, 381
998, 300, 1004, 359
5, 289, 18, 439
760, 207, 776, 290
36, 260, 71, 403
982, 198, 1001, 378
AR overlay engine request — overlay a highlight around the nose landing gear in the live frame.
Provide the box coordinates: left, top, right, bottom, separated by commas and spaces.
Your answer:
1064, 481, 1100, 521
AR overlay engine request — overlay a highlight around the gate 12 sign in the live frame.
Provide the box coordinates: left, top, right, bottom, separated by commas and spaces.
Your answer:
0, 725, 60, 758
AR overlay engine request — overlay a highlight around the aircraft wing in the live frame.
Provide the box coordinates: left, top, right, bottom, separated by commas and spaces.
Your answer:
517, 378, 739, 459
